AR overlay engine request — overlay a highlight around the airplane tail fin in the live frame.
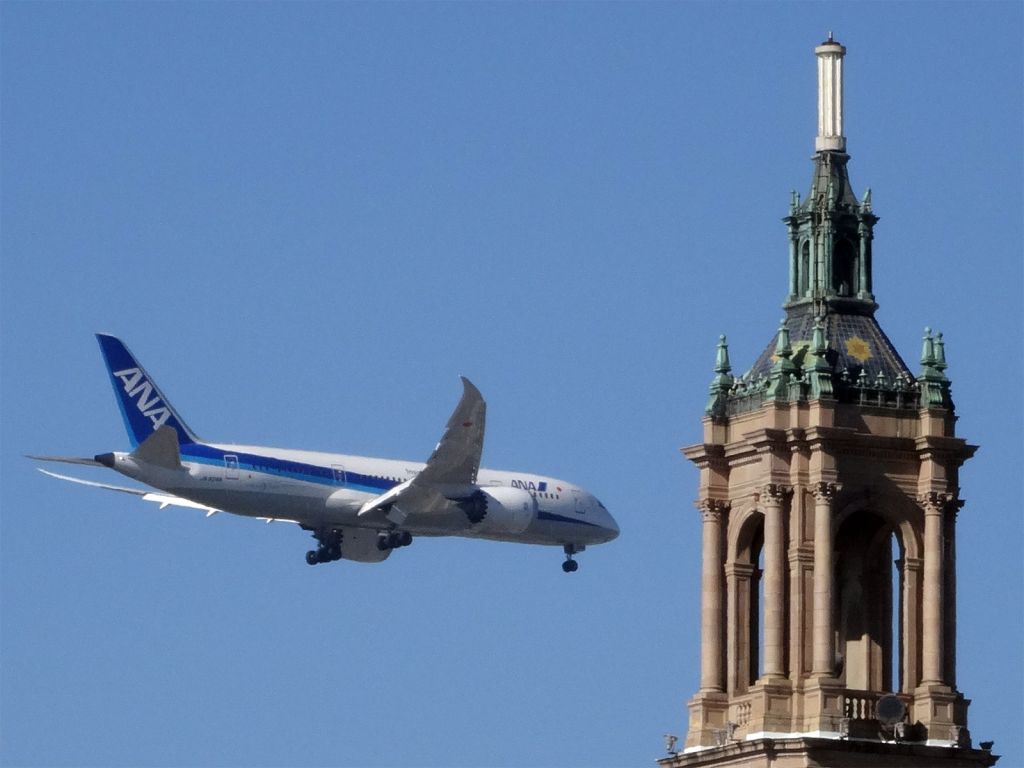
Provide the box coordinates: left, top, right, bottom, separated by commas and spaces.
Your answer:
95, 334, 200, 448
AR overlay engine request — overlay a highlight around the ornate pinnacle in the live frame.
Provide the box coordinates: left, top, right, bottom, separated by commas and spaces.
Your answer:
807, 316, 834, 399
917, 327, 950, 408
934, 332, 948, 375
714, 334, 732, 375
810, 317, 828, 358
920, 327, 936, 368
705, 335, 734, 418
767, 320, 797, 401
774, 319, 793, 359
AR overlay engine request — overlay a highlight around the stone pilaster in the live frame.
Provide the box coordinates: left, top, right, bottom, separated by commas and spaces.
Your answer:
759, 484, 790, 681
684, 498, 731, 750
698, 499, 728, 693
810, 482, 839, 679
918, 491, 949, 686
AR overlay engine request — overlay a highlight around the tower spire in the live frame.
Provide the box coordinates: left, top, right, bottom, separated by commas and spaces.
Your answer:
784, 34, 878, 314
815, 34, 846, 152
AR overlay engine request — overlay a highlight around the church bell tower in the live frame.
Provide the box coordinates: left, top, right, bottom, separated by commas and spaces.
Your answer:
663, 37, 998, 768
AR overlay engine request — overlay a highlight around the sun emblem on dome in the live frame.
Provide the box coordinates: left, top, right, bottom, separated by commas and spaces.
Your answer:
845, 336, 872, 362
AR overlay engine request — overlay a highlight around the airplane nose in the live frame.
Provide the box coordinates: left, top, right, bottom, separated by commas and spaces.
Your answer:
604, 512, 620, 542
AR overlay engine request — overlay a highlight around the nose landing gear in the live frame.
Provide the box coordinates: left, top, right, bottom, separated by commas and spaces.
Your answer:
562, 543, 583, 573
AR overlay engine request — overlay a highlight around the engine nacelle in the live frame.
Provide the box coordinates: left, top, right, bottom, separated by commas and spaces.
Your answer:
463, 486, 536, 535
339, 527, 391, 563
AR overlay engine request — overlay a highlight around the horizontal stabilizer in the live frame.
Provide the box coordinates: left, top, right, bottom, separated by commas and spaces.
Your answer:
26, 455, 103, 467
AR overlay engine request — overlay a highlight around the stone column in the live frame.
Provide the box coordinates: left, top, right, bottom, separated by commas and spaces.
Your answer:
902, 556, 923, 692
919, 492, 948, 685
811, 482, 838, 677
698, 499, 728, 693
809, 224, 819, 293
726, 562, 756, 694
787, 220, 799, 300
857, 218, 873, 299
944, 504, 959, 688
761, 485, 789, 679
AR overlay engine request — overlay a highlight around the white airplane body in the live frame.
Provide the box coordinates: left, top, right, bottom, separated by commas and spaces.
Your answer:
34, 335, 618, 571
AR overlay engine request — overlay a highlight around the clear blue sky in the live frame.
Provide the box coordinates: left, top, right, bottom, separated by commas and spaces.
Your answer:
2, 3, 1021, 767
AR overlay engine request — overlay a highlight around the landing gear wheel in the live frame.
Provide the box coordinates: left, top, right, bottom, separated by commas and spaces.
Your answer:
562, 543, 581, 573
306, 528, 344, 565
378, 530, 414, 551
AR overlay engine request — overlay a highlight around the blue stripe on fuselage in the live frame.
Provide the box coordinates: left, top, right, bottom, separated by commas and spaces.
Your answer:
179, 443, 398, 495
535, 510, 604, 529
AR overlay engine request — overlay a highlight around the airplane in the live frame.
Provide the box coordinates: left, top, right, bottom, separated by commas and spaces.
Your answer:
32, 335, 619, 572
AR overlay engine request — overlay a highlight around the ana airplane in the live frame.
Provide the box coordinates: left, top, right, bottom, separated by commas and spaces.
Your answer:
33, 335, 618, 572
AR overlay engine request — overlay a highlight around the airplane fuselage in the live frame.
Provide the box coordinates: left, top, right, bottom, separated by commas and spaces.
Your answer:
103, 441, 619, 549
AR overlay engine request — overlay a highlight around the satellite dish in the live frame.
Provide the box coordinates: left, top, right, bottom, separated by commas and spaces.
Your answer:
876, 694, 906, 726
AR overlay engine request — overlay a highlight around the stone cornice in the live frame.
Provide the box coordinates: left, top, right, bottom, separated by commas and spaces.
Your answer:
658, 737, 999, 768
681, 442, 726, 467
914, 434, 979, 464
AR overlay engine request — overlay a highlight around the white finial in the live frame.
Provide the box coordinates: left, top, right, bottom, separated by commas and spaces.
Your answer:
815, 36, 847, 152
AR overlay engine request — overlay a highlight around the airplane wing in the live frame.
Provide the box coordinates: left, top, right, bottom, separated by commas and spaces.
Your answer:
38, 468, 217, 510
37, 468, 300, 525
357, 377, 485, 523
416, 377, 485, 486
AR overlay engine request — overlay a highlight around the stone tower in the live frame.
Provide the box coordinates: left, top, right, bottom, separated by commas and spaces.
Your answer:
662, 38, 998, 768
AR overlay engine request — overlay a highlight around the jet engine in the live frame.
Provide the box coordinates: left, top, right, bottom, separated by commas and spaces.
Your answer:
338, 527, 392, 563
458, 486, 536, 535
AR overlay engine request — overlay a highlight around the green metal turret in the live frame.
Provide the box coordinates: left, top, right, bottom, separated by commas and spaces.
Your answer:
701, 36, 957, 419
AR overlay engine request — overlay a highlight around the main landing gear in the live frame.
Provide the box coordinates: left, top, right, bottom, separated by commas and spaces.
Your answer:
306, 529, 343, 565
562, 543, 582, 573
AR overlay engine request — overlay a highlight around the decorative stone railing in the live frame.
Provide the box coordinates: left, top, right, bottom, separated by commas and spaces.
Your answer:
722, 370, 924, 416
842, 689, 912, 722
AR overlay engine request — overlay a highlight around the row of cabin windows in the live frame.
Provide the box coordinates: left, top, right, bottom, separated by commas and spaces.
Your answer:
230, 462, 567, 501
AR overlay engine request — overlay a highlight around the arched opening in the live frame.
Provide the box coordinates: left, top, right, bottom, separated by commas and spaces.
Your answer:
833, 238, 856, 296
800, 241, 811, 296
891, 533, 904, 693
835, 510, 904, 693
729, 512, 763, 694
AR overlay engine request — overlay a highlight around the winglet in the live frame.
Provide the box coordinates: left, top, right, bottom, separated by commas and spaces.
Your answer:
416, 376, 486, 486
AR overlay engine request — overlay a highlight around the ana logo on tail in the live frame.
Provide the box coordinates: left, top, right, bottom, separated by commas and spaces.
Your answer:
113, 367, 172, 430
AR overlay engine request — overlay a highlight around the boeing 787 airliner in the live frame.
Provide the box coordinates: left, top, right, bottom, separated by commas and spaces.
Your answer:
32, 335, 618, 571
